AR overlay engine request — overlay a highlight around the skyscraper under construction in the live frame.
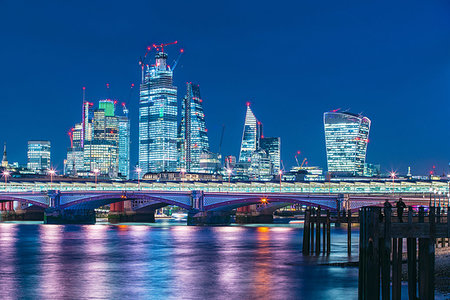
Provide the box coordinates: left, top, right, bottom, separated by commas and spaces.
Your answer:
139, 49, 178, 174
178, 82, 210, 172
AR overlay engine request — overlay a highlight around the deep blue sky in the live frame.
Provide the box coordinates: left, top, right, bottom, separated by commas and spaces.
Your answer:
0, 0, 449, 175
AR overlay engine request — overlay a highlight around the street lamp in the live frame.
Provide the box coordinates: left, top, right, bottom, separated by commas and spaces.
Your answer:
48, 168, 56, 189
93, 168, 100, 185
429, 187, 433, 207
136, 167, 142, 189
227, 168, 232, 185
180, 168, 186, 190
390, 172, 396, 198
278, 170, 283, 192
434, 189, 437, 207
2, 170, 10, 191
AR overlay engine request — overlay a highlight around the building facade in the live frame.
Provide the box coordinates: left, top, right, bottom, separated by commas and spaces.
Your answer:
260, 137, 281, 174
324, 111, 371, 176
139, 51, 178, 174
238, 104, 262, 163
178, 83, 210, 172
27, 140, 51, 173
118, 104, 130, 179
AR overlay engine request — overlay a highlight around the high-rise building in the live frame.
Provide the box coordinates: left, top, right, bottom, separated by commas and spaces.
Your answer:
65, 123, 85, 175
247, 149, 272, 180
139, 51, 178, 174
118, 104, 130, 179
2, 143, 8, 168
178, 82, 210, 172
324, 111, 371, 176
27, 140, 51, 173
239, 103, 262, 163
260, 137, 281, 174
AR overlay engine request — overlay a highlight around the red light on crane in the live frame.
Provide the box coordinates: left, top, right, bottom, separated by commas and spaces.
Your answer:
246, 101, 250, 106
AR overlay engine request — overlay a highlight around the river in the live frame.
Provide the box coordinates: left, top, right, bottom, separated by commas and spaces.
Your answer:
0, 220, 443, 299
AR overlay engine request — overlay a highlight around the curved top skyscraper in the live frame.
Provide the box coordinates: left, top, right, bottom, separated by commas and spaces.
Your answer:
239, 104, 262, 163
323, 111, 371, 176
139, 51, 178, 174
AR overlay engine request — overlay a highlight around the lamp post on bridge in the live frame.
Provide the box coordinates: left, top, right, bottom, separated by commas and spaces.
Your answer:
93, 168, 99, 186
136, 167, 142, 190
390, 171, 396, 199
429, 187, 433, 208
180, 167, 186, 190
433, 189, 437, 207
227, 168, 232, 186
278, 170, 283, 192
2, 170, 10, 191
48, 168, 56, 189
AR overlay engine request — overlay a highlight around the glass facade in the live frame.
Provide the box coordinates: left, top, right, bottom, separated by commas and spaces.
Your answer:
239, 104, 262, 163
178, 83, 210, 172
27, 141, 51, 173
324, 111, 371, 176
139, 52, 178, 174
118, 108, 130, 179
260, 137, 281, 174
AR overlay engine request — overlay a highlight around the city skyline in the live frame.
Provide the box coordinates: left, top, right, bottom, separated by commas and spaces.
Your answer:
0, 1, 449, 175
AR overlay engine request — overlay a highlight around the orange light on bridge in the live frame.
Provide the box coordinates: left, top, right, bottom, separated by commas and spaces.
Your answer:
261, 197, 268, 204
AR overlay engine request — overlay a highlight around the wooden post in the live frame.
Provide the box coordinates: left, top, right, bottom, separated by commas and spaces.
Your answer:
348, 209, 352, 256
310, 208, 315, 254
326, 209, 331, 255
418, 207, 425, 298
358, 207, 381, 300
407, 207, 417, 300
302, 208, 311, 255
392, 238, 399, 300
381, 206, 391, 300
323, 211, 326, 254
316, 207, 321, 255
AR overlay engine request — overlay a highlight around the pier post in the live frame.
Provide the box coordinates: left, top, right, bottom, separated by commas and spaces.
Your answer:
310, 208, 315, 254
347, 209, 352, 256
406, 207, 417, 300
302, 208, 311, 255
380, 206, 391, 299
316, 207, 321, 255
326, 209, 331, 255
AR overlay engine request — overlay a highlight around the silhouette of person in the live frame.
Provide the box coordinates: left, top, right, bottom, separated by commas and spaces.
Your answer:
396, 198, 406, 222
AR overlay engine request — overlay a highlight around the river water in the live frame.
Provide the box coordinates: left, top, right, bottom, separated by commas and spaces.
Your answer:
0, 220, 441, 300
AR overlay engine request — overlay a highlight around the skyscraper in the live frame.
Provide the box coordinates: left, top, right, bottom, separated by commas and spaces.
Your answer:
178, 82, 210, 172
27, 140, 51, 173
324, 111, 371, 176
118, 104, 130, 179
238, 104, 262, 163
2, 143, 8, 168
139, 51, 178, 174
260, 137, 281, 174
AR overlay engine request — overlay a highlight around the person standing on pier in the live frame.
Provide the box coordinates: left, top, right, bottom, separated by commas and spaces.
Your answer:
395, 198, 406, 222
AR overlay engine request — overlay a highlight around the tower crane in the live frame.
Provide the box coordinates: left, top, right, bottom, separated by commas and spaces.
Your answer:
170, 48, 184, 71
294, 150, 301, 167
139, 46, 153, 82
152, 40, 178, 53
300, 158, 307, 168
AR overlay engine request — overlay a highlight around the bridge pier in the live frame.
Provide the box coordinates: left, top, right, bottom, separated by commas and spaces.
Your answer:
187, 211, 231, 226
108, 200, 156, 223
44, 208, 96, 224
235, 206, 273, 224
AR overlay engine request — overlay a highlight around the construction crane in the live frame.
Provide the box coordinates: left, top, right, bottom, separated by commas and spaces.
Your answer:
300, 158, 307, 168
139, 46, 153, 82
218, 125, 225, 155
152, 40, 178, 53
294, 150, 301, 167
170, 48, 184, 71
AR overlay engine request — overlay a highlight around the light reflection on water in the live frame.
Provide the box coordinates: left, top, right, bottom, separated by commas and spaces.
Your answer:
0, 222, 362, 300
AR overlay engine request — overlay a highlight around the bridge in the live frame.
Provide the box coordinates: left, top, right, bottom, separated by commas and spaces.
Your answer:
0, 179, 448, 224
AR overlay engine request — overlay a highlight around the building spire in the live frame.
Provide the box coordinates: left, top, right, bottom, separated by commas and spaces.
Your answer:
2, 142, 8, 168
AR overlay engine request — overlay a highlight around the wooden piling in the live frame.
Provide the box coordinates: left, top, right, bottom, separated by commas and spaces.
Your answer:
316, 207, 321, 255
302, 208, 311, 255
326, 209, 331, 255
406, 207, 417, 300
381, 207, 391, 300
310, 209, 315, 254
348, 209, 352, 256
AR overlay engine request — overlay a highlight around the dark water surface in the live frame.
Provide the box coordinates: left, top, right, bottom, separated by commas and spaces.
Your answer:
0, 221, 362, 300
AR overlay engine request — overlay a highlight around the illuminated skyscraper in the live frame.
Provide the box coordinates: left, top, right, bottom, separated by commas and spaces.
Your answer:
118, 104, 130, 179
27, 140, 51, 173
139, 51, 178, 174
238, 104, 262, 163
178, 83, 210, 172
323, 111, 371, 176
260, 137, 281, 174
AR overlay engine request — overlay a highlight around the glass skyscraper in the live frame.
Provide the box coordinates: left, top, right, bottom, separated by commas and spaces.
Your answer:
178, 82, 210, 172
139, 51, 178, 174
27, 140, 51, 173
118, 104, 130, 179
260, 137, 281, 174
239, 104, 262, 163
323, 111, 371, 176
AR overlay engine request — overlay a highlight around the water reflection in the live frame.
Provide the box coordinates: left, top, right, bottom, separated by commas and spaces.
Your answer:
0, 222, 363, 300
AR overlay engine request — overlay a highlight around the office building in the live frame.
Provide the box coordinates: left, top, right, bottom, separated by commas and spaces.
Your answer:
239, 103, 262, 163
118, 104, 130, 179
324, 111, 371, 176
27, 140, 51, 173
178, 82, 210, 172
260, 137, 281, 174
139, 50, 178, 174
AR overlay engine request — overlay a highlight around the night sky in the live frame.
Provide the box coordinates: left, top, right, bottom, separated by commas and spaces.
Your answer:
0, 0, 449, 175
